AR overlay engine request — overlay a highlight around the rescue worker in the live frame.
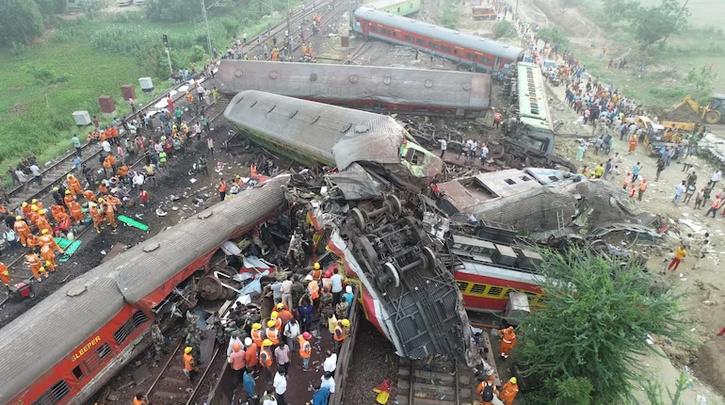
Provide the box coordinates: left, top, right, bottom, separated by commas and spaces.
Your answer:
499, 326, 517, 359
271, 311, 283, 331
298, 331, 313, 371
25, 251, 47, 281
476, 374, 498, 405
311, 262, 322, 280
36, 209, 52, 234
182, 346, 198, 382
333, 319, 349, 352
103, 154, 117, 177
89, 202, 104, 233
0, 262, 10, 288
20, 201, 31, 218
63, 190, 76, 207
50, 204, 67, 223
244, 337, 259, 372
68, 199, 84, 224
101, 198, 117, 229
259, 339, 274, 379
52, 187, 64, 205
266, 320, 280, 346
499, 377, 519, 405
40, 243, 58, 272
27, 204, 39, 227
83, 189, 97, 203
67, 174, 82, 195
251, 322, 265, 348
277, 303, 293, 327
13, 216, 30, 247
54, 211, 71, 235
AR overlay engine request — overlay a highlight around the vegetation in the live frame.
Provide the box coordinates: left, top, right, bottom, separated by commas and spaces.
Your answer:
440, 1, 460, 29
599, 0, 690, 49
642, 372, 690, 405
0, 0, 45, 49
537, 26, 570, 50
519, 248, 686, 404
0, 0, 290, 183
685, 65, 719, 104
493, 21, 515, 39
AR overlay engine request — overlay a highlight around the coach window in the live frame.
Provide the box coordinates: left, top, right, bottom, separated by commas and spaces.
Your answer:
72, 366, 84, 379
32, 380, 71, 405
467, 53, 476, 60
113, 311, 149, 345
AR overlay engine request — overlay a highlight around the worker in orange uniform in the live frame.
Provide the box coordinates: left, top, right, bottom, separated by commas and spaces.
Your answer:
182, 346, 198, 382
298, 331, 313, 371
271, 311, 283, 332
498, 326, 517, 359
476, 374, 498, 405
35, 209, 52, 234
40, 243, 58, 273
244, 337, 258, 372
132, 393, 148, 405
54, 211, 71, 235
251, 322, 265, 348
276, 303, 293, 326
50, 204, 67, 222
333, 319, 350, 352
117, 164, 130, 179
103, 154, 116, 178
100, 198, 117, 229
13, 216, 31, 247
27, 204, 39, 227
38, 229, 63, 254
63, 190, 76, 207
67, 174, 83, 195
0, 262, 10, 288
259, 339, 274, 379
499, 377, 519, 405
26, 233, 39, 250
311, 262, 322, 281
68, 199, 84, 224
266, 320, 280, 346
89, 202, 104, 233
83, 189, 97, 203
25, 252, 47, 281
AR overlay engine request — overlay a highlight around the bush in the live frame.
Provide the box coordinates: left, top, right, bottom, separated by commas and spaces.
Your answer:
0, 0, 44, 47
493, 21, 514, 39
145, 0, 201, 22
190, 45, 205, 62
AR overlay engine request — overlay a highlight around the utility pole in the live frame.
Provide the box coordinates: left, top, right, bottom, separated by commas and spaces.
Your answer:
201, 0, 214, 58
162, 34, 173, 76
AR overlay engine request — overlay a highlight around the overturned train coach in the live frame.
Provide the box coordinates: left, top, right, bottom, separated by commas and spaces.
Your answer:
224, 90, 443, 191
0, 176, 289, 405
216, 60, 492, 118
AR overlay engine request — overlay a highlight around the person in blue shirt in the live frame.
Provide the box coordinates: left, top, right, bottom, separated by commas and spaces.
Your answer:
312, 384, 330, 405
342, 286, 354, 308
243, 368, 257, 403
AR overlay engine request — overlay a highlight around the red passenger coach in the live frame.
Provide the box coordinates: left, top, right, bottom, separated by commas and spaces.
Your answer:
0, 176, 289, 405
353, 6, 523, 73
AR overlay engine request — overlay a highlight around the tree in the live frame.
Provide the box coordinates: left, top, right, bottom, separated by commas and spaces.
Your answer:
518, 248, 686, 404
0, 0, 44, 48
537, 26, 569, 50
145, 0, 204, 22
630, 0, 689, 48
493, 21, 515, 39
685, 65, 718, 104
600, 0, 638, 23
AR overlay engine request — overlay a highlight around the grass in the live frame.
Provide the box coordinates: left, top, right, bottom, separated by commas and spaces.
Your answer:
0, 7, 285, 185
566, 0, 725, 111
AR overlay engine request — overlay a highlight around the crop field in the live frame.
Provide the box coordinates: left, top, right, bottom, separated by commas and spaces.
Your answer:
0, 8, 283, 184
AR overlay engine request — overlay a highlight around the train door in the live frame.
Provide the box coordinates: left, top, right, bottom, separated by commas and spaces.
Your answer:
454, 46, 465, 64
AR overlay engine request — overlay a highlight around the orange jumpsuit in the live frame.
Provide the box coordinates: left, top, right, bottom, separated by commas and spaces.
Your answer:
51, 204, 67, 222
104, 203, 117, 228
64, 194, 76, 207
26, 211, 39, 227
35, 215, 52, 234
83, 190, 97, 203
259, 347, 273, 369
67, 175, 83, 195
13, 219, 30, 247
0, 262, 9, 287
38, 234, 62, 254
499, 327, 517, 358
25, 253, 46, 281
26, 234, 39, 250
266, 328, 279, 346
117, 165, 129, 178
499, 381, 519, 405
68, 200, 84, 223
54, 212, 71, 234
40, 244, 58, 272
21, 204, 31, 218
89, 205, 104, 232
251, 329, 264, 348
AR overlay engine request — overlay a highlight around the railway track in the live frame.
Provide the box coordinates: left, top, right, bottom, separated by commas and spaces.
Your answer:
145, 339, 223, 405
396, 358, 476, 405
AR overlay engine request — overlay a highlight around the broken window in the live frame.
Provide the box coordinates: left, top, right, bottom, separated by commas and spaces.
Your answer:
504, 179, 516, 185
33, 380, 71, 405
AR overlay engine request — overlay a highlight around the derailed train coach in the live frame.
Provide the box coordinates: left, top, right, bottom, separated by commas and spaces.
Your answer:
353, 6, 523, 73
0, 176, 289, 405
224, 90, 443, 191
216, 60, 492, 118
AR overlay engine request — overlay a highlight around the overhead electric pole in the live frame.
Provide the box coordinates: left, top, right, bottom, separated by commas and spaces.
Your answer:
201, 0, 214, 58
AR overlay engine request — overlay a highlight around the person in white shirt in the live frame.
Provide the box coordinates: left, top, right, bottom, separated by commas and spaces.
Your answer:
29, 164, 42, 185
438, 138, 447, 158
283, 318, 300, 351
261, 391, 277, 405
330, 268, 344, 305
226, 330, 243, 357
320, 372, 336, 394
273, 367, 288, 405
323, 350, 337, 373
101, 140, 112, 154
709, 169, 721, 189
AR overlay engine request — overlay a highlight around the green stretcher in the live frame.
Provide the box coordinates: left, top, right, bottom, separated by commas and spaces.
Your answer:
118, 215, 149, 231
55, 237, 82, 263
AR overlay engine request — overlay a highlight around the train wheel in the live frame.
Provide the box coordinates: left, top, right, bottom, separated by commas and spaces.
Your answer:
387, 195, 403, 216
350, 207, 367, 230
383, 262, 401, 288
358, 235, 378, 265
422, 246, 437, 270
704, 110, 721, 124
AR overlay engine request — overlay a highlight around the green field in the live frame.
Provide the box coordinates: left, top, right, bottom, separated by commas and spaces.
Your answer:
0, 6, 284, 185
569, 0, 725, 111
